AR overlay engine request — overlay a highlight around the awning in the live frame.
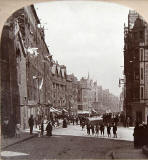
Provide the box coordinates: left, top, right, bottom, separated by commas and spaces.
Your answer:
50, 107, 62, 113
88, 116, 103, 121
92, 109, 97, 113
77, 110, 90, 114
62, 109, 68, 112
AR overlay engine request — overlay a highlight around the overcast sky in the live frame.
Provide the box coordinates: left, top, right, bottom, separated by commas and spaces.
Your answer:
34, 1, 129, 97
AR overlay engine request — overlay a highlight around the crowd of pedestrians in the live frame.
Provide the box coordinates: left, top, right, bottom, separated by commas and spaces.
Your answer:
28, 114, 61, 137
84, 122, 118, 138
27, 114, 119, 138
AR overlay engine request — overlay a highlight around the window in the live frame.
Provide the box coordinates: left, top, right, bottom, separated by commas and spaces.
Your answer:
140, 86, 144, 99
141, 68, 144, 80
140, 48, 144, 61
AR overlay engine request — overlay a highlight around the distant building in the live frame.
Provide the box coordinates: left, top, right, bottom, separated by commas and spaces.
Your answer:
66, 74, 78, 115
124, 10, 148, 124
77, 76, 91, 112
51, 63, 67, 111
77, 75, 120, 115
119, 87, 124, 112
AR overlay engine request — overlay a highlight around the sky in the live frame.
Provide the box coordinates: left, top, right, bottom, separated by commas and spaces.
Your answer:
34, 1, 129, 97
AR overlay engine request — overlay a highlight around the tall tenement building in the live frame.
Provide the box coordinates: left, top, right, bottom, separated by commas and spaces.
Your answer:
124, 10, 148, 124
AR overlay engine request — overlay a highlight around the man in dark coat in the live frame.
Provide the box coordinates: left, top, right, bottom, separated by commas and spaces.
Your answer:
91, 124, 95, 136
100, 123, 105, 136
86, 123, 90, 135
113, 123, 117, 138
107, 123, 111, 137
46, 121, 53, 136
28, 115, 34, 135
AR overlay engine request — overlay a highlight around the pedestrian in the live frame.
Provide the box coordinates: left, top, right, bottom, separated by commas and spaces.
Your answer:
86, 123, 90, 135
15, 124, 21, 138
72, 116, 75, 125
46, 121, 53, 136
107, 123, 111, 137
133, 122, 140, 148
81, 121, 85, 130
28, 115, 34, 135
91, 124, 95, 136
113, 123, 117, 138
3, 118, 9, 138
40, 120, 44, 136
63, 118, 67, 128
100, 123, 105, 136
126, 117, 130, 128
95, 123, 99, 137
76, 117, 79, 125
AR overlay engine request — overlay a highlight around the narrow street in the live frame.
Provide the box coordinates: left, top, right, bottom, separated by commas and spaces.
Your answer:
1, 124, 135, 159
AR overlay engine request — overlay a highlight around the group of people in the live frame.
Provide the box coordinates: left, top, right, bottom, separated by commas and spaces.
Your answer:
28, 115, 53, 137
84, 123, 118, 138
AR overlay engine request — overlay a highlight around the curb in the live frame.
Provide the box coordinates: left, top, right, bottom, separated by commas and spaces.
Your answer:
1, 133, 37, 150
142, 145, 148, 156
1, 125, 62, 150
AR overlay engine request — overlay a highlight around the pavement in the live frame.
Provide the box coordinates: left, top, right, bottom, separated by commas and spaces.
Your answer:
54, 124, 148, 159
1, 120, 63, 150
1, 129, 38, 150
1, 124, 148, 159
111, 144, 148, 159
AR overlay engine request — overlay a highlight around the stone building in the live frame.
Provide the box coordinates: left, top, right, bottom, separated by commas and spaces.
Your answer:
66, 74, 78, 115
1, 14, 21, 136
0, 5, 53, 132
51, 62, 67, 111
89, 81, 98, 113
124, 10, 148, 124
77, 76, 91, 112
24, 5, 53, 125
77, 75, 120, 115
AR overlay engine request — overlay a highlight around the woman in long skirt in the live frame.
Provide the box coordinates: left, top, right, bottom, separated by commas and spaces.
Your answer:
46, 121, 52, 136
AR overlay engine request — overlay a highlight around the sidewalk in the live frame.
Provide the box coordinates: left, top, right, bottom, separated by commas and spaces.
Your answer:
1, 131, 37, 150
112, 144, 148, 159
1, 122, 63, 150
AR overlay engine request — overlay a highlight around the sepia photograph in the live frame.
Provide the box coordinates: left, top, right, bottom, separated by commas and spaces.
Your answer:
1, 0, 148, 159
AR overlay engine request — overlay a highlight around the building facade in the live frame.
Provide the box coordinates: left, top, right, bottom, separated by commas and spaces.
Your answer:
66, 74, 78, 115
51, 63, 67, 111
124, 10, 148, 124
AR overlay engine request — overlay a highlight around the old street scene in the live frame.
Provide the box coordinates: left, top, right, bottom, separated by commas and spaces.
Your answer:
1, 1, 148, 159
